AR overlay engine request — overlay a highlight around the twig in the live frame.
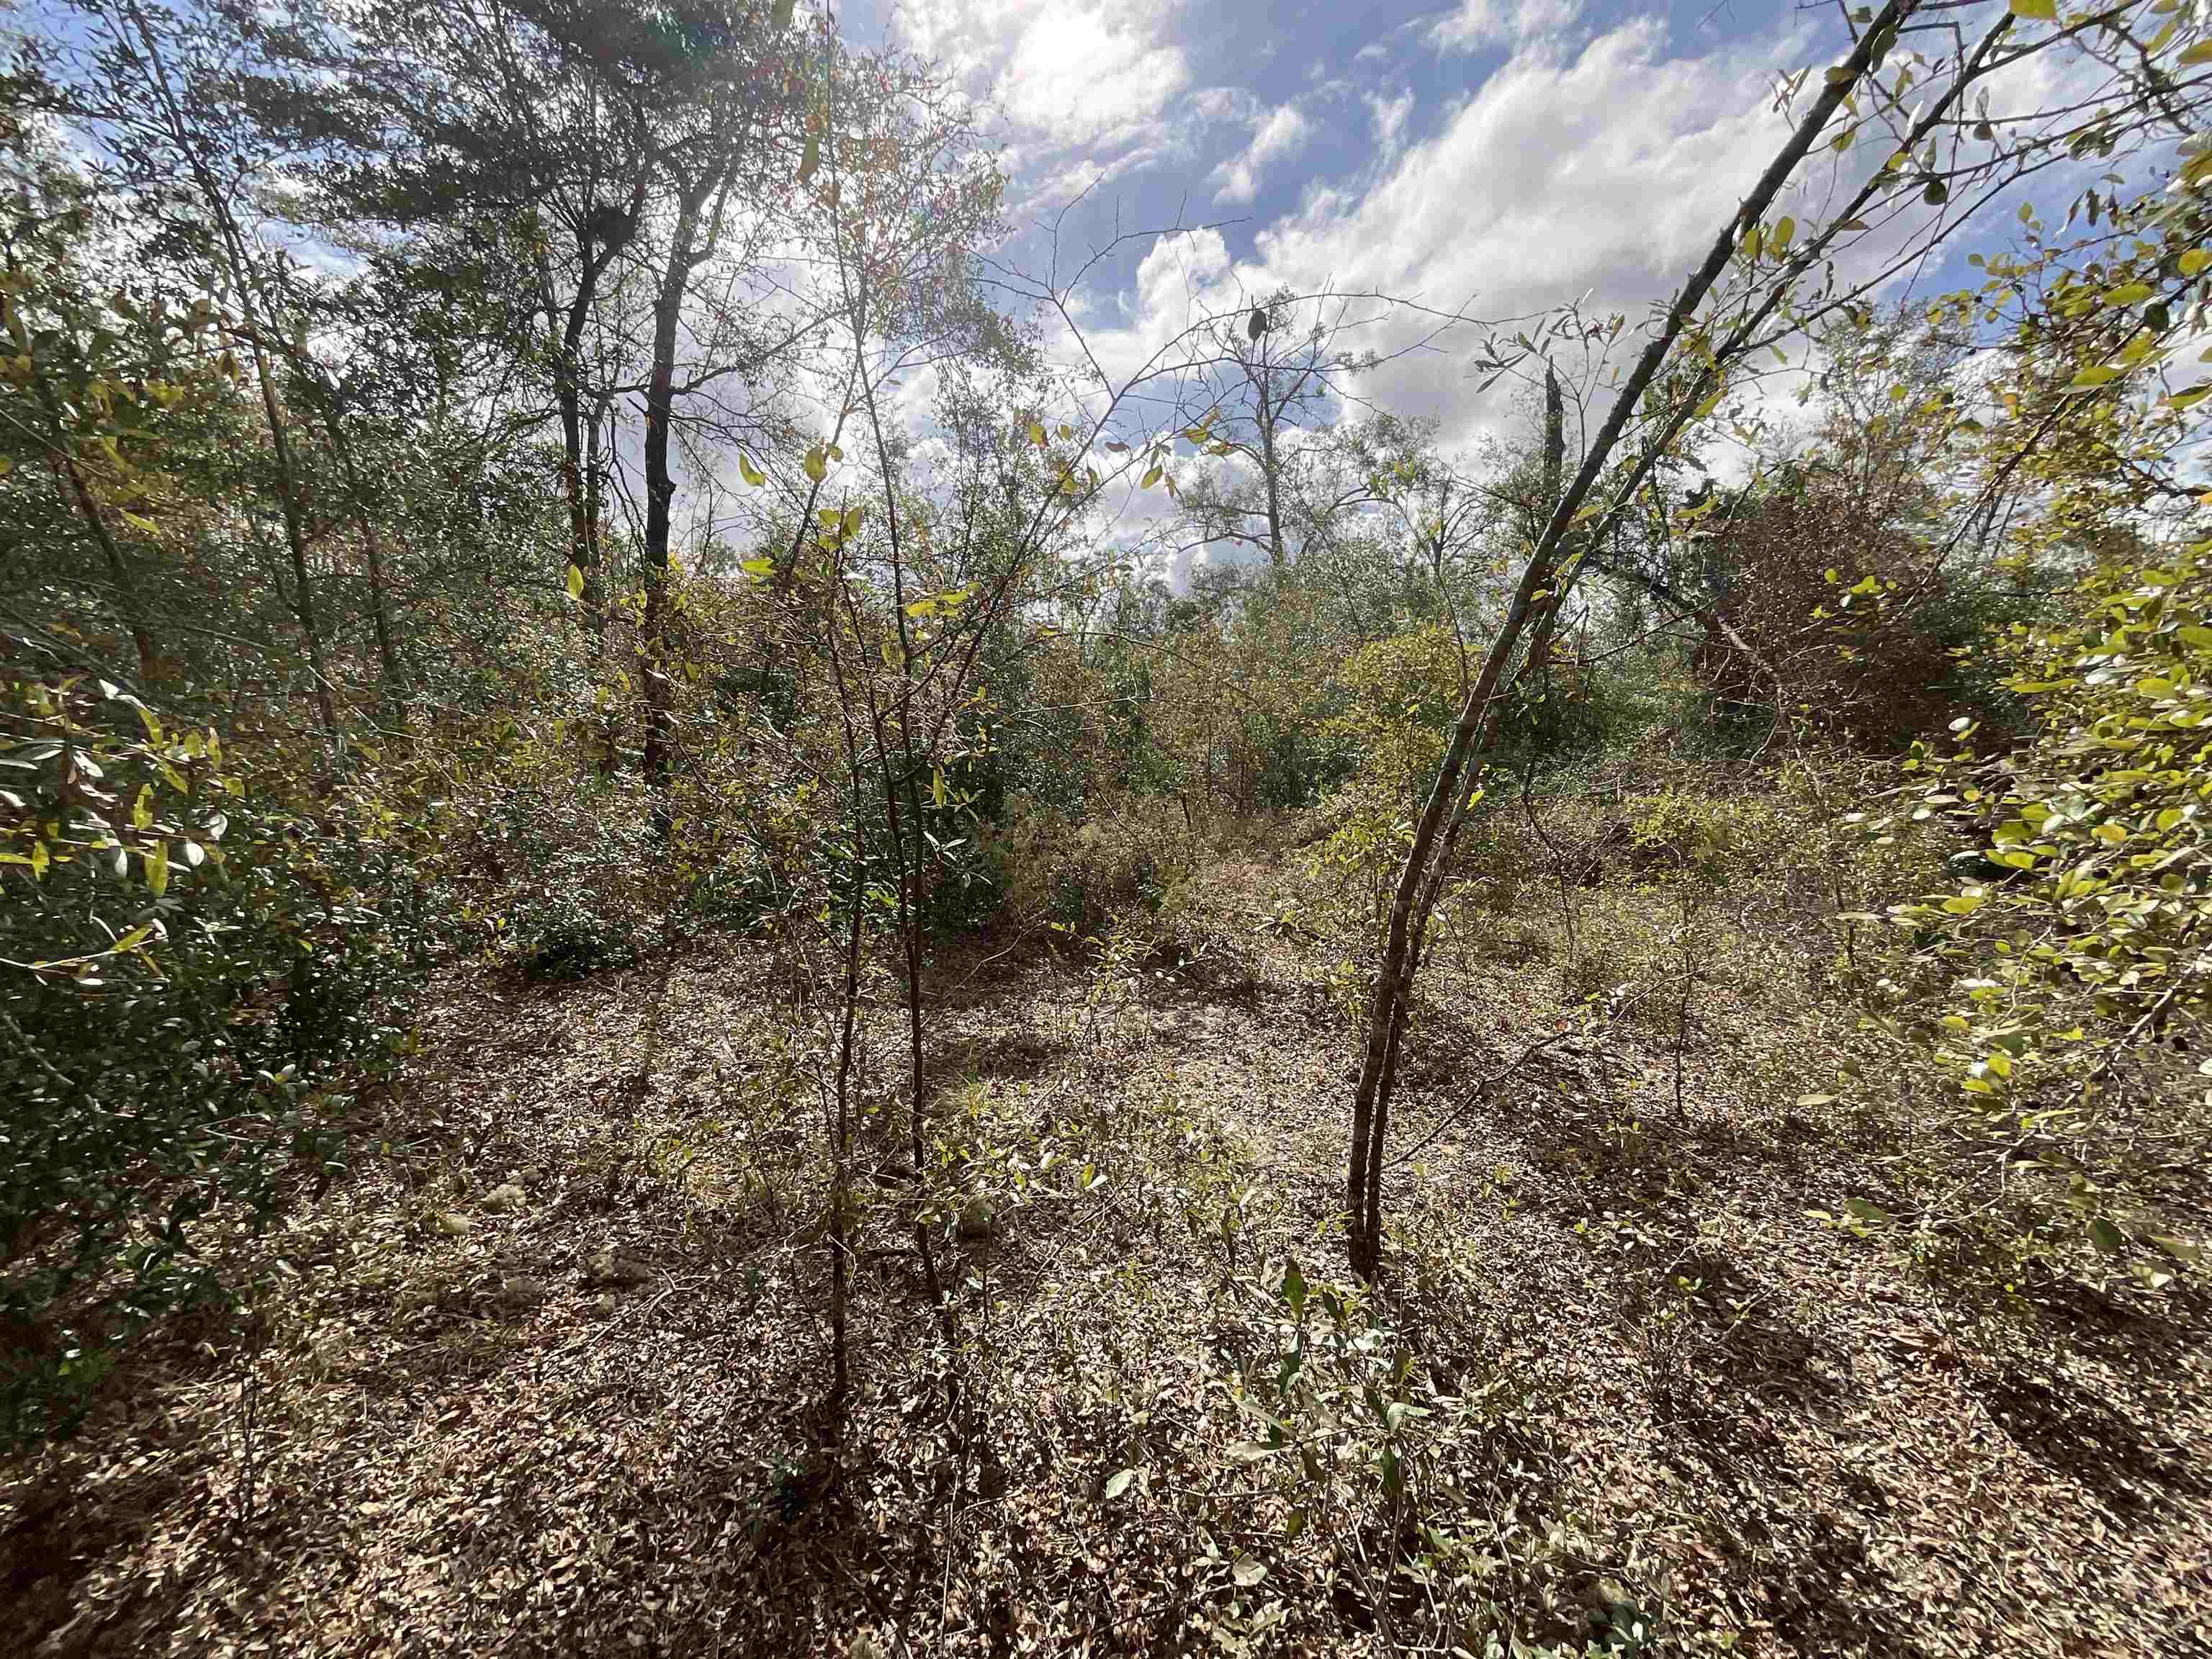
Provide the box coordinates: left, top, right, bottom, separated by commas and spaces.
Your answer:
1387, 1028, 1578, 1171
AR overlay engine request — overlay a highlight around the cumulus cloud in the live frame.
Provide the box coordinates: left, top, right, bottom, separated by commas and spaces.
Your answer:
898, 0, 1190, 163
1238, 16, 1820, 444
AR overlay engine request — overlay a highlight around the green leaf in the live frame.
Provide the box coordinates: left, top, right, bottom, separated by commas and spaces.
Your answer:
1224, 1441, 1278, 1464
771, 0, 796, 26
2089, 1218, 2126, 1255
1843, 1197, 1891, 1225
1231, 1555, 1267, 1588
738, 450, 766, 486
145, 840, 169, 897
739, 557, 775, 577
566, 562, 585, 600
2182, 248, 2212, 277
2180, 38, 2212, 63
2151, 1233, 2203, 1266
2008, 0, 2056, 19
804, 445, 827, 482
1104, 1468, 1137, 1500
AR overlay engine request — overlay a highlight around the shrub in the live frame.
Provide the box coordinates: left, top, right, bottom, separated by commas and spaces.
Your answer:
981, 790, 1198, 943
1, 675, 421, 1441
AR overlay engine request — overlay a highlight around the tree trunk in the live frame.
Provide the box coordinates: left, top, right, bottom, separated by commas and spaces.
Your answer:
1255, 338, 1287, 569
125, 1, 336, 736
1344, 0, 1912, 1277
1519, 365, 1573, 686
32, 377, 159, 685
321, 406, 408, 729
639, 191, 698, 832
554, 170, 642, 654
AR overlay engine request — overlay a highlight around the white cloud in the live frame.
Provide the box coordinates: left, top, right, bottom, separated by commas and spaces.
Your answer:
1133, 225, 1235, 316
1209, 103, 1312, 206
898, 0, 1189, 163
1429, 0, 1584, 54
1237, 16, 1820, 445
1367, 88, 1413, 157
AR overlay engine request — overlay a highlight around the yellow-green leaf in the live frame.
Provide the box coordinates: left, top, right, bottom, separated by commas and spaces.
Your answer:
566, 562, 585, 600
738, 450, 766, 486
2182, 248, 2212, 277
146, 840, 169, 896
2009, 0, 2056, 19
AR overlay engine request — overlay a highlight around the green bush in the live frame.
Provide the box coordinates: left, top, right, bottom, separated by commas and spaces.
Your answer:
1, 676, 421, 1442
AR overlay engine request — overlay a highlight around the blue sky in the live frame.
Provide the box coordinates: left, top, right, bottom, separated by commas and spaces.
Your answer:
840, 0, 1879, 449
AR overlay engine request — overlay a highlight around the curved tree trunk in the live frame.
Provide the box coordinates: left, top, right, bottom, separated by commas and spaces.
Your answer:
1344, 0, 1915, 1277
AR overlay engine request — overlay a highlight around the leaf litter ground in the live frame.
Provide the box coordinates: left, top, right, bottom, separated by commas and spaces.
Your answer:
5, 859, 2209, 1656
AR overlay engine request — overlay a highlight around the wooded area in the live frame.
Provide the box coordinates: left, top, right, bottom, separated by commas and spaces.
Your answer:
3, 0, 2210, 1651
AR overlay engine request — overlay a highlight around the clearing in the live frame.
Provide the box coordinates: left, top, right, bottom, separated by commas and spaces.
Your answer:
6, 860, 2209, 1658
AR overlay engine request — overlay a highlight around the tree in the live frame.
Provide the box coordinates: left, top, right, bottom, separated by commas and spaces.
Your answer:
251, 0, 655, 644
1339, 0, 2203, 1277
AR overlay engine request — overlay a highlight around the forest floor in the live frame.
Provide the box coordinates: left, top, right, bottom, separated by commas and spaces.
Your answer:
6, 856, 2211, 1658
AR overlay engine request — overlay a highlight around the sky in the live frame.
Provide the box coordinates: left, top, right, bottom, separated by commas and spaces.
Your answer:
837, 0, 1884, 457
